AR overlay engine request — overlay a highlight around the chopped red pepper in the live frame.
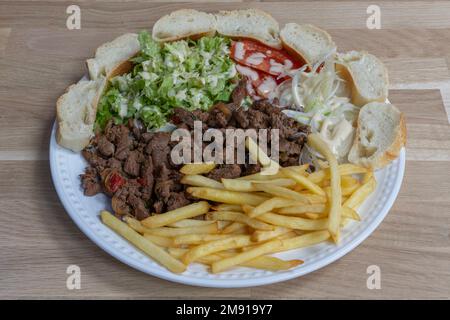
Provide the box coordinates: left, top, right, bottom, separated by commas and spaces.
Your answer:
106, 172, 125, 193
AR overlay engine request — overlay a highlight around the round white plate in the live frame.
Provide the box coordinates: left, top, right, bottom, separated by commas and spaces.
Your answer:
50, 121, 405, 288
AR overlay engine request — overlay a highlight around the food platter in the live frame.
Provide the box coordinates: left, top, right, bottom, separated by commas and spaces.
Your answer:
51, 8, 407, 287
50, 119, 405, 287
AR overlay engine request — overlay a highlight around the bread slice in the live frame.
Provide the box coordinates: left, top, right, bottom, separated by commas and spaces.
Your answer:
348, 102, 406, 169
152, 9, 217, 42
86, 33, 140, 80
335, 51, 389, 107
56, 78, 106, 152
216, 9, 282, 49
280, 23, 336, 66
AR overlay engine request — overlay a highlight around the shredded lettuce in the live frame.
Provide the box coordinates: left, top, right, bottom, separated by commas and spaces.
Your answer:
96, 31, 239, 130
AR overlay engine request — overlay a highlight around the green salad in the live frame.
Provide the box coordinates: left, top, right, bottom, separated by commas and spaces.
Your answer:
95, 31, 239, 130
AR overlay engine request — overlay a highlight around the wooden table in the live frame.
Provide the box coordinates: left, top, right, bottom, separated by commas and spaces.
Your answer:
0, 1, 449, 299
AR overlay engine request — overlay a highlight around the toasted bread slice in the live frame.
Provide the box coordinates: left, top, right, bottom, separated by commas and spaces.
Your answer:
335, 51, 389, 107
216, 9, 281, 49
348, 102, 406, 169
152, 9, 216, 42
56, 78, 106, 152
280, 23, 336, 66
86, 33, 140, 80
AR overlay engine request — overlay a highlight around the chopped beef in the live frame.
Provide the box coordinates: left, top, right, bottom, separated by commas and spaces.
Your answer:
97, 135, 115, 157
231, 79, 247, 106
80, 167, 102, 196
146, 132, 171, 168
192, 109, 209, 122
207, 164, 242, 181
127, 194, 149, 220
123, 150, 142, 177
243, 163, 262, 176
232, 107, 249, 128
171, 107, 197, 129
166, 192, 191, 211
114, 125, 132, 160
207, 103, 233, 128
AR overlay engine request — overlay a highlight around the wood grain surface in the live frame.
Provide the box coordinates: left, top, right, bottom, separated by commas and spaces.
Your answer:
0, 1, 449, 299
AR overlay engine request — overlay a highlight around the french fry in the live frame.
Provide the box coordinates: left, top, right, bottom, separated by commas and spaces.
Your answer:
217, 220, 232, 230
212, 239, 283, 273
284, 164, 309, 175
274, 230, 331, 252
180, 162, 216, 175
296, 193, 328, 203
279, 230, 300, 240
229, 226, 249, 235
281, 168, 325, 196
141, 201, 210, 229
144, 224, 218, 237
212, 204, 243, 212
167, 247, 189, 258
341, 175, 359, 188
303, 212, 328, 220
222, 178, 297, 192
124, 216, 146, 234
342, 183, 361, 196
182, 235, 253, 264
253, 184, 311, 202
206, 211, 275, 231
277, 204, 326, 215
243, 230, 298, 251
236, 255, 303, 270
101, 211, 186, 273
251, 227, 292, 242
308, 163, 367, 184
362, 171, 374, 184
251, 178, 297, 188
246, 136, 280, 176
237, 171, 285, 181
187, 187, 268, 206
343, 177, 376, 209
180, 174, 224, 189
256, 212, 328, 231
307, 134, 342, 242
246, 198, 305, 218
173, 234, 233, 245
342, 206, 361, 221
221, 178, 257, 192
317, 159, 329, 169
168, 248, 302, 271
143, 234, 176, 247
213, 251, 302, 270
221, 222, 246, 234
167, 219, 216, 228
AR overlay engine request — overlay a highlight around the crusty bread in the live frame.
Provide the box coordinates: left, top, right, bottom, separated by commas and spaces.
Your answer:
56, 78, 106, 152
348, 102, 406, 169
335, 51, 389, 107
215, 9, 282, 49
86, 33, 140, 80
152, 9, 217, 42
280, 23, 336, 66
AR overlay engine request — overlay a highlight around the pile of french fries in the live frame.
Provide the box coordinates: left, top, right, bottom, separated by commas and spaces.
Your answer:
101, 134, 376, 274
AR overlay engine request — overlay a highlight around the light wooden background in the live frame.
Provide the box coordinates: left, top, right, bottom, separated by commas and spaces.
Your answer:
0, 1, 449, 299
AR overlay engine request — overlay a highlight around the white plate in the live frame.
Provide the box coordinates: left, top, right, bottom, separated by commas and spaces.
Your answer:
50, 121, 405, 288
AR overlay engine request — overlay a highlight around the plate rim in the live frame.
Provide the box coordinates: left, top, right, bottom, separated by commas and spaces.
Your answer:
50, 121, 405, 288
